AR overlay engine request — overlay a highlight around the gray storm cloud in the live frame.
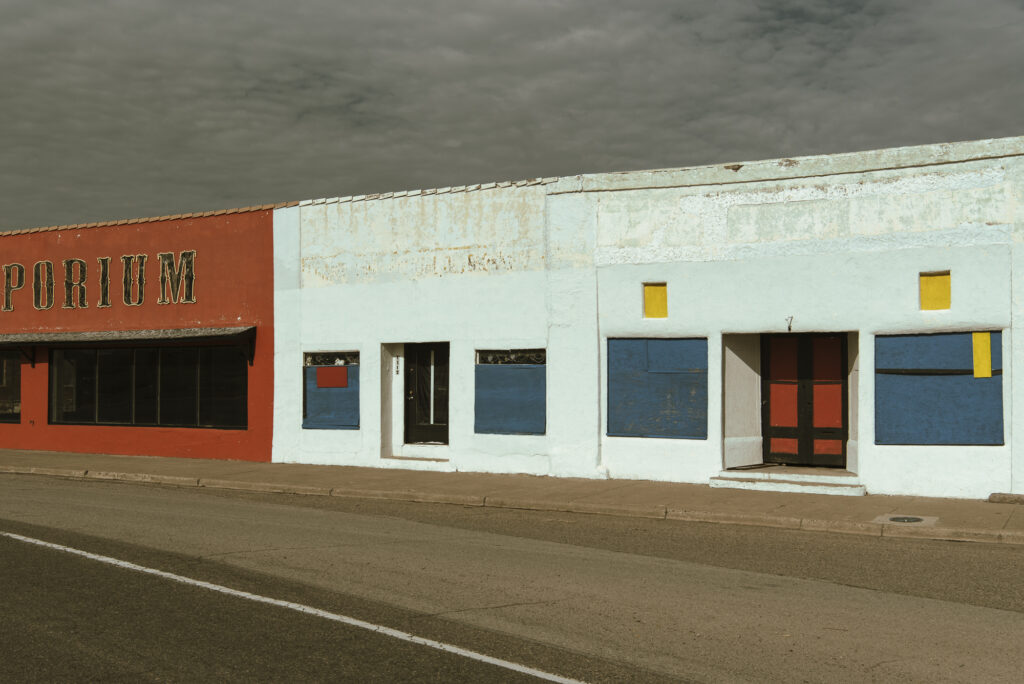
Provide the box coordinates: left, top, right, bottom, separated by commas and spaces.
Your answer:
2, 0, 1022, 230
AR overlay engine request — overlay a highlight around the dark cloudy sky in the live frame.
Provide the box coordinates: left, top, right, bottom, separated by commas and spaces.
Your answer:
2, 0, 1022, 230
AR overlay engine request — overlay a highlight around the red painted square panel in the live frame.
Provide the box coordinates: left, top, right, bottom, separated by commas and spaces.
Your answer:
814, 439, 843, 455
813, 383, 843, 428
769, 383, 798, 427
771, 438, 799, 454
316, 366, 348, 388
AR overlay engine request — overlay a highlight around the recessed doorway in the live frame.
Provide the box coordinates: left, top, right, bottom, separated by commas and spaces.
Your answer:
761, 334, 848, 467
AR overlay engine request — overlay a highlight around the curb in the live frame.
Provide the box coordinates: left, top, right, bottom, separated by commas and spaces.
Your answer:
0, 465, 87, 479
199, 478, 331, 496
329, 488, 484, 506
880, 524, 1003, 544
482, 497, 667, 519
798, 519, 882, 536
86, 471, 200, 487
667, 509, 802, 529
3, 467, 1022, 546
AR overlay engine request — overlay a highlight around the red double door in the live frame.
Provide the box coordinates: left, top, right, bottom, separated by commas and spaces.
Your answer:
762, 334, 847, 468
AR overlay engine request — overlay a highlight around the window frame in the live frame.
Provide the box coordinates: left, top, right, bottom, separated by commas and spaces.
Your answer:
48, 343, 248, 430
874, 331, 1003, 445
302, 351, 361, 430
474, 348, 546, 436
0, 350, 21, 423
606, 337, 709, 440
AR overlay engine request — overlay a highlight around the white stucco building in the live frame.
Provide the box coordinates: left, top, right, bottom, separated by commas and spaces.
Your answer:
272, 135, 1024, 500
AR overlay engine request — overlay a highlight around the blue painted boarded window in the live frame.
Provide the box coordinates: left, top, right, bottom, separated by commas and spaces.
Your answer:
875, 332, 1002, 445
303, 352, 359, 430
607, 338, 707, 439
474, 349, 545, 435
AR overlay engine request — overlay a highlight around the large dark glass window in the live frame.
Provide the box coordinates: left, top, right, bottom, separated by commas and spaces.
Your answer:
54, 349, 97, 423
159, 347, 199, 426
0, 351, 21, 423
199, 347, 248, 428
134, 348, 159, 425
97, 349, 132, 423
50, 345, 247, 429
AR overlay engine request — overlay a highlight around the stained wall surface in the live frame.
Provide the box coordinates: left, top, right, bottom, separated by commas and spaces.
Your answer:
272, 137, 1024, 498
0, 211, 275, 461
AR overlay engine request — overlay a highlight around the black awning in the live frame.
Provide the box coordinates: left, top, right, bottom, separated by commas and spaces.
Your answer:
0, 326, 258, 365
0, 325, 256, 345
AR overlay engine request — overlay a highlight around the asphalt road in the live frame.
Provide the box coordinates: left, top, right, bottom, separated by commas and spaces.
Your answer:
1, 475, 1023, 682
0, 534, 556, 683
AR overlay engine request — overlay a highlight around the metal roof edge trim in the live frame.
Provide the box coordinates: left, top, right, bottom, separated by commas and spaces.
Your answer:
547, 135, 1024, 195
296, 176, 558, 208
2, 202, 300, 237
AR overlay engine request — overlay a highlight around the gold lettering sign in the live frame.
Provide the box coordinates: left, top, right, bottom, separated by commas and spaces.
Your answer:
0, 250, 196, 313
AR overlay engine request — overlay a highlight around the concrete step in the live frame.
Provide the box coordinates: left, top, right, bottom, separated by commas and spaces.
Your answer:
718, 466, 860, 485
710, 474, 867, 496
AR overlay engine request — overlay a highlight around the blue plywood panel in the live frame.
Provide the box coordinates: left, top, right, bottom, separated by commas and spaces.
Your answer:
474, 364, 546, 435
874, 333, 1003, 445
648, 338, 708, 373
610, 338, 648, 371
875, 374, 1003, 445
876, 332, 1002, 370
607, 338, 708, 439
303, 366, 360, 429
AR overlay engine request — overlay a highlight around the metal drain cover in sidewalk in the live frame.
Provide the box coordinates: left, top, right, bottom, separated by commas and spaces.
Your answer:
872, 514, 939, 526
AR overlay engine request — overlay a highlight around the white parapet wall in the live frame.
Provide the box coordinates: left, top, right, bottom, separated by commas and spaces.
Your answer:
273, 136, 1024, 499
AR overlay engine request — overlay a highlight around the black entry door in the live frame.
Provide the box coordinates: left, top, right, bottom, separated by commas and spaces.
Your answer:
761, 334, 847, 467
404, 342, 449, 444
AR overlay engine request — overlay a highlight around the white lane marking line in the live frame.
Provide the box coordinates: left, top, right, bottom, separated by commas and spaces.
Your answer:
2, 531, 586, 684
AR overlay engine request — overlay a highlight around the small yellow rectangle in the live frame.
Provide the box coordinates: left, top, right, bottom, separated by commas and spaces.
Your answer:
920, 272, 950, 310
643, 283, 667, 318
973, 332, 992, 378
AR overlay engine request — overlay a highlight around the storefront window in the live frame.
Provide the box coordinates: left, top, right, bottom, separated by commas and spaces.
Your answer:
50, 345, 247, 429
302, 351, 359, 430
474, 349, 546, 435
0, 351, 21, 423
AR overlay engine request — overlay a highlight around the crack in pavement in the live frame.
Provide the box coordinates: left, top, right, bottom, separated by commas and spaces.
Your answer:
418, 598, 568, 619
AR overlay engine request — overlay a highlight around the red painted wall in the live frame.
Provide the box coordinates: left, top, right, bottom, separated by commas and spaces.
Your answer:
0, 211, 274, 461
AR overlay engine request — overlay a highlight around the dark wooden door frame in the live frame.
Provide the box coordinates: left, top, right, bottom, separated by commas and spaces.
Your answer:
404, 342, 449, 445
760, 333, 849, 468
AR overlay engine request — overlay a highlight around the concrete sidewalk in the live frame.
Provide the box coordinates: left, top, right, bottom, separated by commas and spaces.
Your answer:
2, 449, 1023, 546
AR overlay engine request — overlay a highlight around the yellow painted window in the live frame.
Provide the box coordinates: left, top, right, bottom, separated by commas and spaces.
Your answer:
920, 272, 950, 310
644, 283, 667, 318
972, 332, 992, 378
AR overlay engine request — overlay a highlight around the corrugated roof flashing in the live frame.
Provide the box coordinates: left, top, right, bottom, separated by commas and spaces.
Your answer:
2, 202, 299, 237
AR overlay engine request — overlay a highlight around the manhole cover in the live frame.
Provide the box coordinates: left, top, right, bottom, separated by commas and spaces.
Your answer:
889, 516, 924, 523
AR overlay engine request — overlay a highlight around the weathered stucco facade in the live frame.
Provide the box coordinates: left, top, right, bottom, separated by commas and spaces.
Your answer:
2, 136, 1020, 499
272, 136, 1024, 500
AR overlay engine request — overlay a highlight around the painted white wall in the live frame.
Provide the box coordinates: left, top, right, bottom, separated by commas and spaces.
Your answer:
273, 183, 605, 477
588, 152, 1018, 496
272, 137, 1024, 498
